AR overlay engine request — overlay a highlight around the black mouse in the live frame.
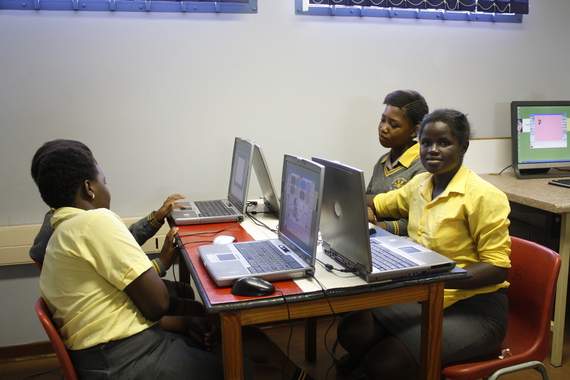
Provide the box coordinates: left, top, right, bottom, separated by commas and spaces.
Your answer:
231, 276, 275, 297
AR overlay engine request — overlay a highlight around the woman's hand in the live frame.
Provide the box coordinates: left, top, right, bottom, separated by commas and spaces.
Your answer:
158, 226, 179, 270
154, 193, 186, 223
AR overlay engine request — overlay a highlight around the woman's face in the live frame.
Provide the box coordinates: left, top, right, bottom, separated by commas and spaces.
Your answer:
91, 164, 111, 209
419, 121, 465, 176
377, 105, 416, 149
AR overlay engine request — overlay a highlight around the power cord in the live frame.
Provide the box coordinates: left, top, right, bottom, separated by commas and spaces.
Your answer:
309, 274, 340, 380
245, 203, 278, 233
493, 164, 512, 175
274, 288, 294, 380
178, 229, 229, 237
316, 258, 358, 274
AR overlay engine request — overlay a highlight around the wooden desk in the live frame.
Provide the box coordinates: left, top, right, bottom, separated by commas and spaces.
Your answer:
481, 172, 570, 366
176, 221, 466, 380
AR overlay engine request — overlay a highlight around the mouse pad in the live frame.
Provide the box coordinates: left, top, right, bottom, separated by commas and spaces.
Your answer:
177, 222, 303, 307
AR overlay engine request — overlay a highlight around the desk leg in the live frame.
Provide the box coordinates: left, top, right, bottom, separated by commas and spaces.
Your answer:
420, 282, 444, 380
552, 213, 570, 366
178, 257, 190, 284
221, 312, 244, 380
305, 318, 317, 363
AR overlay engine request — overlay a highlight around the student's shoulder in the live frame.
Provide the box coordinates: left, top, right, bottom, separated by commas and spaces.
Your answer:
81, 208, 124, 230
465, 169, 508, 202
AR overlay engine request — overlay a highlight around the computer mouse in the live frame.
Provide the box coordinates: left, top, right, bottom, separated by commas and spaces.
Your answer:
231, 276, 275, 297
213, 235, 236, 245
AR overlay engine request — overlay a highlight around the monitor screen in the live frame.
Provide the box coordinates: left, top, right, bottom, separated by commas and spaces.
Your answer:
512, 101, 570, 174
228, 137, 253, 210
279, 155, 323, 264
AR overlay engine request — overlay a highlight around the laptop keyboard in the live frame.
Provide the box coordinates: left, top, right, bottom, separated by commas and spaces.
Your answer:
235, 242, 303, 274
195, 200, 239, 217
370, 240, 417, 271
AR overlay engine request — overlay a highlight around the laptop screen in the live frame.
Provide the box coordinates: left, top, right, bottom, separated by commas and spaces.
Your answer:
313, 157, 372, 272
228, 138, 253, 211
279, 156, 323, 263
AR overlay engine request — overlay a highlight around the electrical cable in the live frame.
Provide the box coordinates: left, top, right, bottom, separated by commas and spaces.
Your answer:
182, 240, 214, 246
309, 274, 340, 380
316, 258, 358, 274
245, 204, 278, 233
178, 229, 229, 237
495, 164, 513, 175
274, 288, 294, 380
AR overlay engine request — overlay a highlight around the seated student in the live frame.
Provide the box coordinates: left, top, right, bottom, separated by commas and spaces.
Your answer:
29, 139, 194, 312
33, 140, 311, 380
33, 140, 222, 379
337, 109, 511, 379
366, 90, 428, 235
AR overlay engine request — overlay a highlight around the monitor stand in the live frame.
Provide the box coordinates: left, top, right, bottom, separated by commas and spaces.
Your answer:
515, 167, 570, 179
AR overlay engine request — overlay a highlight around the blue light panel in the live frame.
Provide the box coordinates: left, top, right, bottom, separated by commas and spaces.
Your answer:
298, 0, 528, 23
0, 0, 257, 13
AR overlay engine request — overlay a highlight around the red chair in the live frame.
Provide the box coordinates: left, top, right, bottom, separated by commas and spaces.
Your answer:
443, 236, 561, 380
35, 298, 78, 380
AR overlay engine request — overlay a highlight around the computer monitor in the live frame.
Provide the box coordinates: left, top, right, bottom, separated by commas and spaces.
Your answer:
511, 101, 570, 178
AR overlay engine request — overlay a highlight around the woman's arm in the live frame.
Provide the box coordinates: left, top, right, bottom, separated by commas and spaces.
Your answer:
125, 269, 170, 321
124, 227, 179, 321
445, 262, 508, 289
129, 194, 185, 245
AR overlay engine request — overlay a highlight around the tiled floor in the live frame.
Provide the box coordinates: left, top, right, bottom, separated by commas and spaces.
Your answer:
1, 318, 569, 380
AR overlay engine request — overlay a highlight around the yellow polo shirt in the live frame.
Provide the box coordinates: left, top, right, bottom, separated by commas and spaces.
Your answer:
373, 166, 511, 308
40, 207, 155, 350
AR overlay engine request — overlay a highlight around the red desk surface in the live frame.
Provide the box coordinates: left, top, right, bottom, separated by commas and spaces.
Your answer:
177, 222, 303, 308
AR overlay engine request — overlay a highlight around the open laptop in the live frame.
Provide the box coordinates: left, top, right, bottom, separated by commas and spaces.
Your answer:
313, 157, 455, 283
198, 155, 324, 287
171, 137, 254, 225
251, 143, 280, 216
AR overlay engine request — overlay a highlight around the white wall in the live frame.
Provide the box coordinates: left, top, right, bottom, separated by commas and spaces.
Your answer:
0, 1, 567, 345
1, 1, 569, 226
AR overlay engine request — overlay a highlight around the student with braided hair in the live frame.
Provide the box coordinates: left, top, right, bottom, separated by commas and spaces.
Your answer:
366, 90, 429, 235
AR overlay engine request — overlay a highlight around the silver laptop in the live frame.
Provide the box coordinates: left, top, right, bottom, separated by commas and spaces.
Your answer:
171, 137, 254, 225
251, 143, 280, 216
198, 155, 325, 287
313, 157, 455, 283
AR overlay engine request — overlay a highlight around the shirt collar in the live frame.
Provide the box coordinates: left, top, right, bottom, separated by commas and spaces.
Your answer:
380, 143, 419, 168
51, 207, 85, 229
419, 165, 469, 202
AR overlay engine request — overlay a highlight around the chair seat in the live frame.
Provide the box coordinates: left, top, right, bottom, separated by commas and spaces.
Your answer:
443, 237, 559, 380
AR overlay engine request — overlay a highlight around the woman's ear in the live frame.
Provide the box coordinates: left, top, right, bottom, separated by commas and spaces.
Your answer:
83, 180, 96, 200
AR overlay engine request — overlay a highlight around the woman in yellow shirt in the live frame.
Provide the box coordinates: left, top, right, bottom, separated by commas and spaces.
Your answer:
337, 109, 511, 379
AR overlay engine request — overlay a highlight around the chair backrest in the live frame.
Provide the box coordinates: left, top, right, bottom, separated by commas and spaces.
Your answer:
505, 236, 561, 359
34, 298, 78, 380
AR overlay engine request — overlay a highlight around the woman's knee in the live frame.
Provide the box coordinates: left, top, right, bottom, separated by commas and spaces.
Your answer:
364, 336, 418, 380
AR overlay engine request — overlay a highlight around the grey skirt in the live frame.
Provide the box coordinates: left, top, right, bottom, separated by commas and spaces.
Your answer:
372, 290, 508, 366
70, 325, 223, 380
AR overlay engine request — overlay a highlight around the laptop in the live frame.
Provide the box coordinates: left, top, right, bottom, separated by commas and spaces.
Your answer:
313, 157, 455, 283
198, 155, 325, 287
171, 137, 254, 225
251, 143, 280, 216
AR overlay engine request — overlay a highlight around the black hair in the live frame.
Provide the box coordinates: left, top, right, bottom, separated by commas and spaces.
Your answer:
31, 140, 98, 209
31, 139, 93, 185
419, 109, 471, 149
383, 90, 429, 126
